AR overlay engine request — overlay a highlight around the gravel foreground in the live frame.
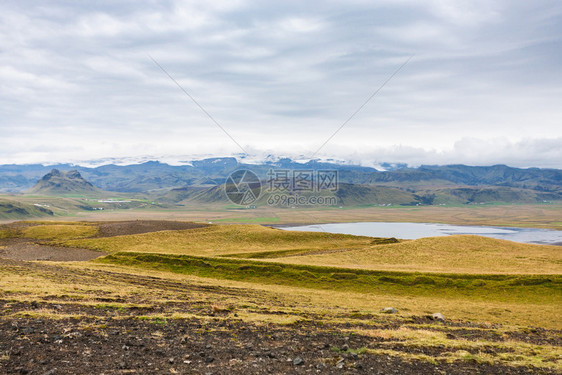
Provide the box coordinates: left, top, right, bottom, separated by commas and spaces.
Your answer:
2, 308, 557, 375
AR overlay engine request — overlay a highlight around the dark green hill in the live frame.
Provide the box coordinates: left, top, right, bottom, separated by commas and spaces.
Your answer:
334, 184, 416, 206
0, 199, 53, 220
161, 185, 226, 204
430, 186, 561, 205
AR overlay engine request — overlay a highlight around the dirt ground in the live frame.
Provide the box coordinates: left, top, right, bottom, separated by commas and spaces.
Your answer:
0, 238, 102, 262
3, 313, 553, 375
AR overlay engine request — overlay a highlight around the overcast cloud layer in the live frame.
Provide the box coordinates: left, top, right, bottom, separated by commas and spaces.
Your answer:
1, 0, 561, 168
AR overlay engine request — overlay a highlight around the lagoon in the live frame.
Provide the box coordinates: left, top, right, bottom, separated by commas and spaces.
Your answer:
281, 222, 562, 246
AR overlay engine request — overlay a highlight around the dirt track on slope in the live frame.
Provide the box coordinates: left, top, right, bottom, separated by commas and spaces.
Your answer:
0, 220, 209, 262
0, 238, 103, 261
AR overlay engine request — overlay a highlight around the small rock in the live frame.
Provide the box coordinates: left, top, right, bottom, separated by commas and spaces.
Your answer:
341, 344, 349, 351
117, 361, 127, 369
293, 356, 304, 366
168, 358, 174, 364
381, 307, 398, 314
204, 356, 214, 363
432, 313, 445, 321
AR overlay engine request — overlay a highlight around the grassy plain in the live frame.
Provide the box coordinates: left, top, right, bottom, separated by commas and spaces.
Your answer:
22, 223, 99, 240
62, 224, 376, 256
1, 193, 561, 231
13, 221, 558, 328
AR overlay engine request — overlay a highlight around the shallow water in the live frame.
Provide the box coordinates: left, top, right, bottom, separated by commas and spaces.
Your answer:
281, 222, 562, 246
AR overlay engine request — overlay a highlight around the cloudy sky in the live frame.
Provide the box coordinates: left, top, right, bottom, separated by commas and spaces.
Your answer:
1, 0, 561, 168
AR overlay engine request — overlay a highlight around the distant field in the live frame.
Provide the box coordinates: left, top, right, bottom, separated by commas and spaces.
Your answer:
97, 203, 562, 230
1, 194, 561, 231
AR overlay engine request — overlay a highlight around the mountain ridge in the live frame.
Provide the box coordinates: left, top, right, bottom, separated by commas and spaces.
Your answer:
0, 158, 560, 196
26, 169, 102, 196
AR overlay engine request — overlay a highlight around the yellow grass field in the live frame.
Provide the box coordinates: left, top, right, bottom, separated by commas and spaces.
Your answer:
63, 224, 375, 256
269, 235, 562, 274
60, 224, 562, 275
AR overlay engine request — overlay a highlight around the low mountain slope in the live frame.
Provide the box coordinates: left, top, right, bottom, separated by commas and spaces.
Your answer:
367, 164, 562, 192
334, 183, 416, 206
163, 183, 419, 207
0, 198, 53, 220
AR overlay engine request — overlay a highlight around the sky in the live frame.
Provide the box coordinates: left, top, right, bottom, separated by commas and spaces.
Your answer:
1, 0, 561, 168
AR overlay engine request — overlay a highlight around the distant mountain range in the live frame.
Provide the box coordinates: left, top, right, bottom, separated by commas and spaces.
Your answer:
0, 158, 560, 205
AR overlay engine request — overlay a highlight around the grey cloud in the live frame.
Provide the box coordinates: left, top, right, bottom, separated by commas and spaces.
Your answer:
0, 0, 560, 167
